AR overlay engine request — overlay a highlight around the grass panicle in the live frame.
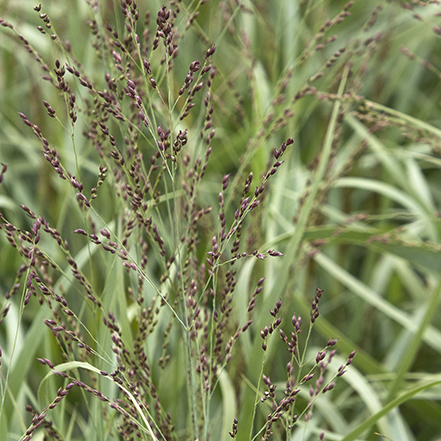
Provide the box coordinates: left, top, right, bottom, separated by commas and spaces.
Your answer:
2, 1, 441, 441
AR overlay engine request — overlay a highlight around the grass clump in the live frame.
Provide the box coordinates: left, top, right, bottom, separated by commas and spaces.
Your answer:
1, 1, 441, 440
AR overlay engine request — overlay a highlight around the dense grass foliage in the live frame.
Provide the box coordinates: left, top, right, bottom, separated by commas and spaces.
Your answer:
1, 0, 441, 440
